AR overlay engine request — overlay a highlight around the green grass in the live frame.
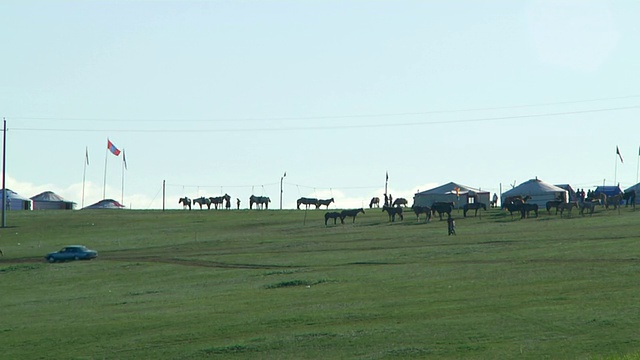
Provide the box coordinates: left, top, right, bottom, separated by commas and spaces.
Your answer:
1, 207, 639, 359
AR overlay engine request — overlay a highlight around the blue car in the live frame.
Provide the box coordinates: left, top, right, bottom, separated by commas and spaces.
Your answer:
45, 245, 98, 263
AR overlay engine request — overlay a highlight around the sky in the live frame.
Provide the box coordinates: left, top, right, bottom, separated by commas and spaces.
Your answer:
1, 0, 639, 210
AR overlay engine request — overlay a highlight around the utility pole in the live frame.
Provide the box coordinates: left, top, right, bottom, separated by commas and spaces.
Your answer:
280, 172, 286, 210
2, 118, 7, 228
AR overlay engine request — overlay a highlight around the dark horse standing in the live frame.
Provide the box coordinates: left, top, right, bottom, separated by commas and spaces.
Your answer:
392, 198, 408, 207
431, 202, 454, 220
178, 197, 191, 210
297, 197, 319, 210
463, 202, 486, 217
317, 198, 335, 209
250, 195, 270, 209
340, 208, 365, 223
324, 211, 343, 225
412, 205, 431, 222
382, 205, 403, 222
623, 190, 636, 209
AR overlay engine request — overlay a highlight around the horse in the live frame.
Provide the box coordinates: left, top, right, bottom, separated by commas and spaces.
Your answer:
557, 201, 579, 217
501, 195, 531, 209
392, 198, 408, 207
587, 192, 607, 208
520, 203, 538, 219
623, 190, 636, 209
545, 200, 562, 215
250, 195, 270, 210
340, 208, 365, 223
317, 198, 335, 209
605, 194, 624, 210
193, 196, 212, 210
324, 211, 343, 225
463, 202, 486, 217
431, 202, 454, 221
178, 197, 191, 210
579, 199, 598, 216
369, 197, 380, 208
503, 202, 522, 218
209, 195, 227, 210
382, 205, 403, 222
297, 197, 319, 210
412, 205, 431, 222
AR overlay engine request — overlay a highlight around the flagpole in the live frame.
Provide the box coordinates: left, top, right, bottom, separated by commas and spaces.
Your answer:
121, 148, 125, 205
103, 139, 108, 200
614, 151, 618, 186
636, 146, 639, 186
82, 146, 88, 208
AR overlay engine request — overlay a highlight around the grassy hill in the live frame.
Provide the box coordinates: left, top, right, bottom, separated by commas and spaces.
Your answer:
1, 206, 639, 359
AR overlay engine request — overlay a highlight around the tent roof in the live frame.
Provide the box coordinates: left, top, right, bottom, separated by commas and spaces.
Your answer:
0, 188, 31, 201
594, 186, 623, 195
30, 191, 74, 203
502, 178, 567, 197
83, 199, 125, 209
416, 182, 489, 196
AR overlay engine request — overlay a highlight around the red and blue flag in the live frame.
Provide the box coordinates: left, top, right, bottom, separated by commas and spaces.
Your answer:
107, 139, 121, 156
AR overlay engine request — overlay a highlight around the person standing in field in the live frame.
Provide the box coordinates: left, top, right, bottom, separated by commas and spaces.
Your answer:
236, 198, 241, 210
447, 215, 456, 236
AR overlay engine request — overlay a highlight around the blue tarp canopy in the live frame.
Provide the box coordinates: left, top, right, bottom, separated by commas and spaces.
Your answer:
594, 186, 623, 197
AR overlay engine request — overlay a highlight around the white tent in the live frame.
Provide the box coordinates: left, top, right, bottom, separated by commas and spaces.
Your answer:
83, 199, 125, 209
0, 189, 32, 210
31, 191, 76, 210
413, 182, 491, 209
502, 178, 568, 208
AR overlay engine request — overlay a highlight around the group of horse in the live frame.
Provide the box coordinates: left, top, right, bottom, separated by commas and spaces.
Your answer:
324, 200, 465, 226
296, 197, 335, 210
179, 194, 271, 210
502, 189, 637, 219
368, 196, 408, 208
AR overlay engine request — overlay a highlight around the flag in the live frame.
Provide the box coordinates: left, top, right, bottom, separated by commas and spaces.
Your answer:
85, 147, 89, 165
616, 146, 624, 163
107, 139, 121, 156
123, 149, 128, 170
386, 171, 389, 181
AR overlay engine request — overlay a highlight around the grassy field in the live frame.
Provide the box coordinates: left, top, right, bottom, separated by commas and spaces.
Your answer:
1, 206, 639, 359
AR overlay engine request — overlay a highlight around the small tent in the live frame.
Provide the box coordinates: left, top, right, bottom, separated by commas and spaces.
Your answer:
593, 185, 623, 197
555, 184, 577, 202
0, 189, 32, 210
413, 182, 491, 209
502, 178, 568, 208
624, 183, 640, 204
31, 191, 76, 210
83, 199, 125, 209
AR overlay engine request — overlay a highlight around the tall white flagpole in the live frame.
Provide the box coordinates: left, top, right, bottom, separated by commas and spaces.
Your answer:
103, 139, 109, 199
82, 146, 88, 208
121, 148, 126, 205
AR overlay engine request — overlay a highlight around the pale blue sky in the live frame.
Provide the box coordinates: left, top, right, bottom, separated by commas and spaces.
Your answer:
1, 0, 639, 209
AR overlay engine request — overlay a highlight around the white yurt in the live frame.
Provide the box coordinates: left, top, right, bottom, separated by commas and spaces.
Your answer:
31, 191, 76, 210
502, 178, 568, 208
413, 182, 491, 209
0, 188, 32, 210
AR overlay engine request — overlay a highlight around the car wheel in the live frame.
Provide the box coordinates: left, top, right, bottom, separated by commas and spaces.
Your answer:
74, 256, 80, 261
47, 257, 56, 263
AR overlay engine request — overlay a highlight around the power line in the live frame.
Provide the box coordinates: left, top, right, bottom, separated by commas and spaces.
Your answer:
9, 94, 640, 123
9, 105, 640, 133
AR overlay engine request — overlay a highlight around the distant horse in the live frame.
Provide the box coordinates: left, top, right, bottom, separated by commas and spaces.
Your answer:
545, 200, 562, 215
463, 202, 486, 217
324, 211, 343, 225
297, 197, 319, 210
431, 202, 454, 220
579, 200, 598, 216
520, 203, 538, 219
587, 192, 607, 208
210, 194, 229, 210
392, 198, 408, 207
178, 197, 192, 210
558, 202, 579, 217
412, 205, 431, 222
501, 195, 531, 209
623, 190, 636, 209
605, 194, 624, 210
382, 205, 404, 222
250, 195, 270, 210
193, 197, 212, 210
369, 197, 380, 208
503, 202, 522, 218
340, 208, 365, 223
317, 198, 335, 209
